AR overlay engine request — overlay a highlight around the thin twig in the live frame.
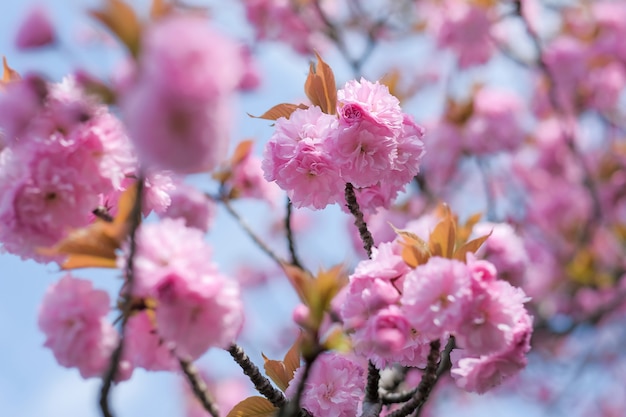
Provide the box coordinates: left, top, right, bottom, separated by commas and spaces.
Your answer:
277, 353, 318, 417
216, 193, 287, 268
179, 358, 220, 417
382, 386, 418, 405
99, 174, 145, 417
364, 361, 381, 404
285, 198, 304, 269
476, 157, 497, 222
386, 340, 442, 417
514, 0, 603, 245
344, 183, 375, 258
345, 182, 380, 410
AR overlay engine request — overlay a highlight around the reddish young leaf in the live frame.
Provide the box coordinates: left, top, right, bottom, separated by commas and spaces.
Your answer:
226, 396, 277, 417
282, 335, 302, 382
89, 0, 142, 57
231, 139, 255, 166
1, 56, 21, 86
428, 207, 456, 258
457, 212, 482, 243
453, 232, 492, 262
282, 263, 313, 305
262, 353, 292, 392
261, 334, 302, 392
391, 224, 431, 268
304, 52, 337, 115
248, 103, 309, 121
150, 0, 173, 20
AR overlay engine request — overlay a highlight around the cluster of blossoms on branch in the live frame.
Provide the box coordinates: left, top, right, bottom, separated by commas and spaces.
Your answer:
263, 77, 425, 212
4, 0, 626, 416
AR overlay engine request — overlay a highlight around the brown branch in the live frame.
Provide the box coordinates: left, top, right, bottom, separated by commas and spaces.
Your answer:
99, 174, 145, 417
215, 193, 288, 268
285, 198, 304, 269
227, 343, 287, 408
179, 358, 220, 417
386, 340, 442, 417
345, 183, 375, 258
514, 0, 603, 245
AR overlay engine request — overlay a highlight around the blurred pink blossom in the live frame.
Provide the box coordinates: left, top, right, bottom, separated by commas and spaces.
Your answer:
15, 5, 55, 50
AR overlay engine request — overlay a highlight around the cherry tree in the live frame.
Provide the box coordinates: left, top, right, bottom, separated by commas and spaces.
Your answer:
1, 1, 625, 417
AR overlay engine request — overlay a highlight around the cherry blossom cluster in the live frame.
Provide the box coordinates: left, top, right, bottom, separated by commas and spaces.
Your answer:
0, 76, 136, 261
38, 219, 244, 379
262, 78, 425, 212
120, 15, 245, 174
339, 232, 532, 394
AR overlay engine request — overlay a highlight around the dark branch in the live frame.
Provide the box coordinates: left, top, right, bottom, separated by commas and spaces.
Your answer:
179, 358, 220, 417
227, 343, 287, 409
285, 198, 304, 269
99, 174, 145, 417
344, 183, 375, 258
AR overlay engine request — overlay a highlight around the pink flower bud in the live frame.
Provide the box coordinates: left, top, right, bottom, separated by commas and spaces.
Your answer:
15, 6, 55, 50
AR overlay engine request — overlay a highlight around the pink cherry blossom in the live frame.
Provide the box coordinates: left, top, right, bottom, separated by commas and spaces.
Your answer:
455, 279, 529, 356
15, 5, 55, 49
353, 241, 410, 289
286, 352, 366, 417
120, 16, 243, 174
401, 257, 472, 340
436, 1, 495, 68
0, 75, 47, 146
38, 275, 127, 379
334, 78, 404, 187
333, 118, 398, 188
124, 311, 178, 371
155, 271, 244, 359
451, 310, 532, 394
162, 181, 215, 233
121, 218, 218, 298
464, 89, 525, 154
0, 75, 137, 257
473, 222, 528, 287
262, 106, 343, 209
350, 305, 432, 369
227, 153, 281, 204
390, 114, 426, 186
341, 276, 401, 331
243, 0, 328, 55
337, 78, 404, 132
0, 145, 100, 261
120, 219, 244, 359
